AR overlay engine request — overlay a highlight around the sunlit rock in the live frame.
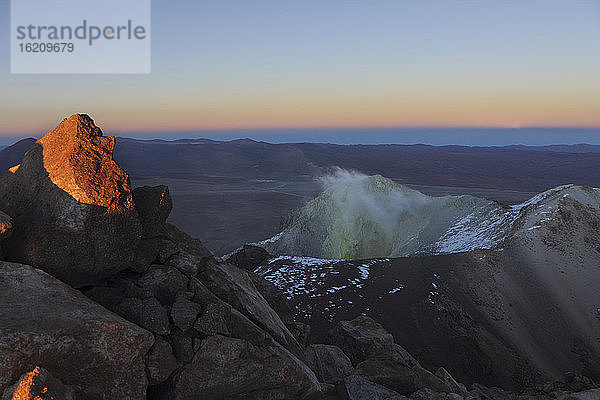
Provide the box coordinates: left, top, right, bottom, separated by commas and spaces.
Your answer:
1, 366, 75, 400
0, 114, 142, 287
0, 211, 12, 241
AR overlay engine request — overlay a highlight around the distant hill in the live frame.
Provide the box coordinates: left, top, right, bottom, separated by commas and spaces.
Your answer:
110, 138, 600, 193
0, 138, 36, 172
2, 137, 600, 193
501, 143, 600, 152
113, 137, 318, 180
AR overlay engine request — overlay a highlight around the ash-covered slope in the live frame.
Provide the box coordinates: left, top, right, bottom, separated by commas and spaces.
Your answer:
255, 184, 600, 390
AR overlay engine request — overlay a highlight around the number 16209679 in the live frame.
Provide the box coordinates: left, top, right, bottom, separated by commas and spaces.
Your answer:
19, 42, 74, 52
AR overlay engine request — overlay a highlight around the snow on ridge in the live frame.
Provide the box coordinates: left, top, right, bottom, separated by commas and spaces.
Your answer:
510, 184, 573, 212
255, 231, 284, 246
432, 205, 512, 254
432, 185, 583, 254
267, 255, 345, 267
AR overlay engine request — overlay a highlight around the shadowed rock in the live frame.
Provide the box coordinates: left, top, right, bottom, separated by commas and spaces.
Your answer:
167, 335, 320, 400
305, 344, 354, 384
132, 185, 173, 237
226, 244, 271, 271
338, 374, 407, 400
0, 211, 12, 259
146, 339, 178, 386
0, 114, 141, 287
329, 316, 452, 394
83, 183, 318, 398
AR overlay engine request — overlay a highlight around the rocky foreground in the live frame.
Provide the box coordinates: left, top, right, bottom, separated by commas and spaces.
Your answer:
0, 114, 598, 400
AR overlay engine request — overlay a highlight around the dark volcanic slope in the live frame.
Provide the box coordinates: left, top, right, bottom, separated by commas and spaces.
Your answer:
259, 253, 535, 389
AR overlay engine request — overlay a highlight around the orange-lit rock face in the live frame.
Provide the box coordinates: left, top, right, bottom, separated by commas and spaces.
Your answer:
6, 366, 75, 400
36, 114, 133, 210
0, 211, 12, 240
0, 114, 142, 287
9, 366, 41, 400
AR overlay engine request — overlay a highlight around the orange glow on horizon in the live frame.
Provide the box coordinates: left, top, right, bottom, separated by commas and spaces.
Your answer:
1, 93, 599, 136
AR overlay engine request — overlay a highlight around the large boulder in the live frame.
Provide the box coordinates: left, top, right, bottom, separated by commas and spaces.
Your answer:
248, 270, 296, 325
0, 261, 154, 399
338, 374, 407, 400
329, 315, 398, 365
226, 244, 271, 271
565, 389, 600, 400
355, 353, 452, 395
146, 339, 178, 385
305, 344, 354, 384
197, 258, 303, 354
0, 114, 141, 287
167, 335, 320, 400
132, 185, 173, 237
409, 388, 463, 400
329, 316, 453, 394
435, 368, 467, 394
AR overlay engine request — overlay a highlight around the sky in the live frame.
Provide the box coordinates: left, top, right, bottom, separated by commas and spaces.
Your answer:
1, 0, 600, 144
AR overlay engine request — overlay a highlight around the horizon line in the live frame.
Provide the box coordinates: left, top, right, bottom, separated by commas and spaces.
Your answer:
3, 135, 600, 150
113, 125, 600, 136
2, 124, 600, 138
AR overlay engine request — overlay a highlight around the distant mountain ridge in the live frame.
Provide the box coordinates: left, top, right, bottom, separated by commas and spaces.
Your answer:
500, 143, 600, 152
110, 139, 600, 191
3, 136, 600, 192
0, 138, 36, 172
